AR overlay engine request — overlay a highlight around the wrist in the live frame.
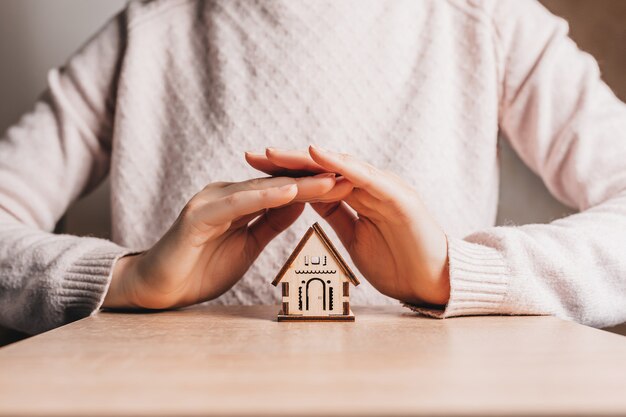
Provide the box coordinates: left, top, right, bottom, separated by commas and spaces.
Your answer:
427, 260, 450, 306
406, 234, 451, 306
103, 254, 141, 309
421, 231, 451, 306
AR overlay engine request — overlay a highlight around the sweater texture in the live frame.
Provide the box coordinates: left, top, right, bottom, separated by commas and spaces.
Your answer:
1, 0, 626, 334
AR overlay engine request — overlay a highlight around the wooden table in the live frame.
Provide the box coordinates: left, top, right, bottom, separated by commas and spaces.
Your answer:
1, 305, 625, 416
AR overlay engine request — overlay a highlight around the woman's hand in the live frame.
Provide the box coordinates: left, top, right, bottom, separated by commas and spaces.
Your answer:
246, 146, 451, 306
103, 175, 338, 309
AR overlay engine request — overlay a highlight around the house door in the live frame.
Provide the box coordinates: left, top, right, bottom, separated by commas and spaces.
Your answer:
305, 278, 326, 315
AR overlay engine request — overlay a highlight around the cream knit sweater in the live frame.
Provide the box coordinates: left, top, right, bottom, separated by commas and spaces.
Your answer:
2, 0, 626, 334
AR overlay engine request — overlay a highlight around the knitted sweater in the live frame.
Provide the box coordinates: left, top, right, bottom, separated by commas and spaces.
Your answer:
2, 0, 626, 334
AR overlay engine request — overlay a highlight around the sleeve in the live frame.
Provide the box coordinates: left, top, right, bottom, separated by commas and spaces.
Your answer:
407, 0, 626, 328
0, 10, 134, 334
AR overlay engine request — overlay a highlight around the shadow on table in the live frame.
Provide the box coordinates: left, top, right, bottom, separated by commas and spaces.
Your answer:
193, 304, 278, 321
0, 326, 28, 348
604, 323, 626, 337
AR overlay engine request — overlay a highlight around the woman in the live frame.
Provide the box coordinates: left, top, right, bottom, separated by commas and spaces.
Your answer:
1, 0, 625, 334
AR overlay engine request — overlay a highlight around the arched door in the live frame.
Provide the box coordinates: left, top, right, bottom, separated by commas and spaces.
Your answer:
305, 278, 326, 315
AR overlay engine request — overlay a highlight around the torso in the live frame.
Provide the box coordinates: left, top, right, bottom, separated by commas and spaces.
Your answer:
110, 0, 500, 305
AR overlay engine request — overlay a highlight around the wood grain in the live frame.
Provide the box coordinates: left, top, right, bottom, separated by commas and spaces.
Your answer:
0, 305, 625, 416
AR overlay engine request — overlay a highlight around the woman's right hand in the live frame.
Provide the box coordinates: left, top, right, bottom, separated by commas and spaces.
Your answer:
102, 175, 352, 310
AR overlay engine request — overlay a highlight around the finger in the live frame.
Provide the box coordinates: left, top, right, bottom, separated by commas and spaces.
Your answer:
292, 173, 337, 200
194, 184, 298, 226
346, 188, 386, 213
265, 147, 327, 174
342, 191, 382, 219
229, 209, 265, 230
307, 176, 354, 203
245, 152, 317, 177
221, 176, 295, 193
247, 203, 305, 258
311, 201, 357, 250
213, 175, 336, 201
229, 176, 334, 198
227, 172, 351, 204
308, 145, 396, 201
244, 152, 289, 176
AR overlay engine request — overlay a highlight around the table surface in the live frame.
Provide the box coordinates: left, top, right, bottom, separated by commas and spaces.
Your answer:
1, 305, 625, 417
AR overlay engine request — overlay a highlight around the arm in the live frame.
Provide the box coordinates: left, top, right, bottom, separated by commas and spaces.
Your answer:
245, 0, 626, 328
0, 6, 341, 334
413, 0, 626, 327
0, 12, 131, 334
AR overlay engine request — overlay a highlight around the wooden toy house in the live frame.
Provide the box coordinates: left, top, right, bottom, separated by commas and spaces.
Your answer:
272, 222, 360, 321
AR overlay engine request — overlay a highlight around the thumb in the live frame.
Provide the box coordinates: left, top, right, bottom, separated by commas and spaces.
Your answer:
311, 201, 356, 251
246, 203, 305, 259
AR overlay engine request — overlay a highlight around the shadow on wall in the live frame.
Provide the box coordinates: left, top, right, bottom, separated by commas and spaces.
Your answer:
503, 0, 626, 335
0, 0, 127, 240
0, 0, 125, 345
0, 0, 625, 335
498, 0, 626, 227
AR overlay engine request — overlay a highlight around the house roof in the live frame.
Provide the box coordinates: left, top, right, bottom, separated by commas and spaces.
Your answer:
271, 222, 360, 286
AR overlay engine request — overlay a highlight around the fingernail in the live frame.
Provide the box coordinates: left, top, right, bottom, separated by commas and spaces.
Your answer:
278, 184, 297, 192
310, 144, 327, 153
312, 172, 336, 179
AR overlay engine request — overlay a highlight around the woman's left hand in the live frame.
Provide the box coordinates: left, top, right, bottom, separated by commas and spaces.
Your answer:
245, 146, 450, 306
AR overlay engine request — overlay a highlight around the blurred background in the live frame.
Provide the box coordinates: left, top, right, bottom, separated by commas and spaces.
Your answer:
0, 0, 624, 339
